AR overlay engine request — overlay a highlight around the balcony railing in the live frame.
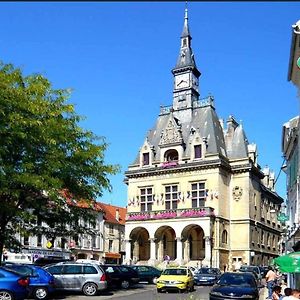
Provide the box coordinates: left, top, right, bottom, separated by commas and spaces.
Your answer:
126, 207, 214, 221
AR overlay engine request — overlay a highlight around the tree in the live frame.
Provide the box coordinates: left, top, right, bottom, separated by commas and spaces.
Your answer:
0, 61, 119, 262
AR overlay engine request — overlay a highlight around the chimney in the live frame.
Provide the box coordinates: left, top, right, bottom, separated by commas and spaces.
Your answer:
116, 208, 120, 221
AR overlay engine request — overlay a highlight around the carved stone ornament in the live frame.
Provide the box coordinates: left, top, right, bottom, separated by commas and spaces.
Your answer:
159, 119, 182, 145
232, 186, 243, 201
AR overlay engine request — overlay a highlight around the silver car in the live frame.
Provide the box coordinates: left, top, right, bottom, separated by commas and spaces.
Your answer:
45, 262, 107, 296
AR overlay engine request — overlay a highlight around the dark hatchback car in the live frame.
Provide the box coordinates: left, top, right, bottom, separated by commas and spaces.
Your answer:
4, 263, 55, 300
130, 265, 162, 284
209, 272, 260, 300
194, 267, 221, 286
101, 265, 140, 289
239, 265, 261, 283
34, 257, 71, 267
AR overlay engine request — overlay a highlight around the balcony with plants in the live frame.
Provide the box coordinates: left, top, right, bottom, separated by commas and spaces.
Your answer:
126, 207, 214, 221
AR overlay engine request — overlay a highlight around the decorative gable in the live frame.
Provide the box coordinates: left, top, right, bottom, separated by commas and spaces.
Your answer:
159, 115, 183, 147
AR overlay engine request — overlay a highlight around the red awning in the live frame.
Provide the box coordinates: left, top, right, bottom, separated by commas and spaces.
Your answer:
104, 252, 121, 259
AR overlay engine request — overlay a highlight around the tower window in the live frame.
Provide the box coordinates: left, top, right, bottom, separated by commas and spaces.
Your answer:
182, 38, 187, 47
194, 145, 202, 159
140, 187, 153, 212
143, 153, 149, 165
191, 182, 205, 208
165, 185, 178, 210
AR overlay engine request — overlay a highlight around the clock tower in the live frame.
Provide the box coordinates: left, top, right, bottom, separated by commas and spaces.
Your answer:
172, 8, 201, 111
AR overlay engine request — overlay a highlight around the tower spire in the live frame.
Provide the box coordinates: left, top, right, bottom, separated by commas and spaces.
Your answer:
172, 5, 201, 111
173, 6, 199, 71
182, 4, 190, 38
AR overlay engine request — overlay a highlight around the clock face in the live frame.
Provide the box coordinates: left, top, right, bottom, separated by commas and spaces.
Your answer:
175, 73, 190, 89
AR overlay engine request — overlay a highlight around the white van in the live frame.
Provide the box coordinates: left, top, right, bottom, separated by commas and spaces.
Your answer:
3, 252, 32, 264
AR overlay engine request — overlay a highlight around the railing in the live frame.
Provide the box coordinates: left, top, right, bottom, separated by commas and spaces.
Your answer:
126, 207, 214, 221
159, 95, 215, 115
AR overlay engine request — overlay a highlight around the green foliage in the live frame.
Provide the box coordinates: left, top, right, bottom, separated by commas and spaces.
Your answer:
0, 61, 120, 259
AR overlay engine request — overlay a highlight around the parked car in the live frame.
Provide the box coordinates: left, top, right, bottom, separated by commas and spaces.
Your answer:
101, 265, 140, 289
239, 265, 262, 283
156, 267, 194, 293
130, 265, 162, 284
33, 257, 71, 267
194, 267, 221, 286
258, 265, 269, 277
4, 263, 55, 300
0, 266, 30, 300
179, 265, 198, 276
44, 262, 107, 296
209, 272, 260, 300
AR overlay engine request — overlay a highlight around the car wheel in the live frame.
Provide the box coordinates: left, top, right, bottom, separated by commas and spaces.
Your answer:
157, 288, 161, 293
82, 282, 98, 296
152, 277, 158, 284
33, 287, 49, 300
190, 284, 195, 292
121, 280, 130, 289
0, 291, 14, 300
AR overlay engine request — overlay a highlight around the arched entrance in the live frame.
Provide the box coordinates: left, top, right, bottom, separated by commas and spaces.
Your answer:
129, 227, 150, 263
182, 224, 205, 262
155, 226, 176, 261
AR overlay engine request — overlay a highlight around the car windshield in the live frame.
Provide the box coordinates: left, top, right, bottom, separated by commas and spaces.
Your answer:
218, 274, 255, 286
162, 269, 187, 276
197, 268, 218, 274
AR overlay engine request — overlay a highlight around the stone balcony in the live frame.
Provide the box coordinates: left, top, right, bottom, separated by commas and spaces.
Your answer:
126, 207, 215, 221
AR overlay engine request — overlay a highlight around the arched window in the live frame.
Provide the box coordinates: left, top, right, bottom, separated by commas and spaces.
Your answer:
164, 149, 178, 162
221, 230, 228, 244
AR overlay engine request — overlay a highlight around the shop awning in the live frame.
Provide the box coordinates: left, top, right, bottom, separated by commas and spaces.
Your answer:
104, 252, 121, 259
273, 252, 300, 273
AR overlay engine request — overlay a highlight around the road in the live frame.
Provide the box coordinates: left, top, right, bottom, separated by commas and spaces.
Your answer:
47, 283, 268, 300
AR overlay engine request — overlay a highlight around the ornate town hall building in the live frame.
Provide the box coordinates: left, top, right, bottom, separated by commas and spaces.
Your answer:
124, 8, 283, 270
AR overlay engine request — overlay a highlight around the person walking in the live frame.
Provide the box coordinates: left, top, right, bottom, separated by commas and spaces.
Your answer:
280, 287, 292, 299
282, 289, 300, 299
266, 266, 278, 300
272, 286, 282, 300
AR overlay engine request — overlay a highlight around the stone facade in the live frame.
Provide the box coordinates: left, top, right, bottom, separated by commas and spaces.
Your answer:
124, 8, 283, 270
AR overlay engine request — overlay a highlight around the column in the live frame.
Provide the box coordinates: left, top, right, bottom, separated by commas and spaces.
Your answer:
158, 239, 164, 261
148, 238, 157, 266
149, 238, 156, 260
124, 239, 132, 264
204, 236, 212, 267
132, 240, 139, 263
176, 237, 183, 265
184, 239, 190, 261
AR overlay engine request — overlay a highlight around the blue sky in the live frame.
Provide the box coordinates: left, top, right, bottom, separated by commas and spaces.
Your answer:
0, 2, 299, 207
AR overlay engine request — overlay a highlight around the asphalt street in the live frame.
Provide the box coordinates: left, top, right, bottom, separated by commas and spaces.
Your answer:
45, 284, 268, 300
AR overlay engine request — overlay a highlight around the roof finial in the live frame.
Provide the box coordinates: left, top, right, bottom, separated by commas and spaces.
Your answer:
185, 1, 188, 20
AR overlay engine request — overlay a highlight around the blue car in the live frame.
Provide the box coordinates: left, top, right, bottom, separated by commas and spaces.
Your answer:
4, 264, 54, 300
0, 267, 30, 300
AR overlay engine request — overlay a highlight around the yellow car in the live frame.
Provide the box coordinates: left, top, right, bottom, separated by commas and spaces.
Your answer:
156, 267, 194, 293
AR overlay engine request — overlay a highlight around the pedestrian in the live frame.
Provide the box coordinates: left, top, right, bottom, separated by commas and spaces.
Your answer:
266, 266, 278, 300
272, 285, 282, 300
280, 287, 292, 299
283, 289, 300, 299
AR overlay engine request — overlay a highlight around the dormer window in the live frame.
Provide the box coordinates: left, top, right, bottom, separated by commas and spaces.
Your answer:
194, 145, 202, 159
165, 149, 178, 162
143, 153, 149, 166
